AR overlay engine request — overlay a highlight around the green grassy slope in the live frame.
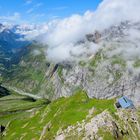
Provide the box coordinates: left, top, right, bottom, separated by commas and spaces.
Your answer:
2, 44, 49, 94
1, 89, 140, 140
0, 95, 48, 113
0, 89, 49, 127
1, 90, 116, 140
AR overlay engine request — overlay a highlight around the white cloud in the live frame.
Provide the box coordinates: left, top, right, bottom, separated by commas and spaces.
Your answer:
92, 0, 140, 30
34, 3, 43, 8
23, 0, 140, 62
34, 12, 99, 62
32, 49, 41, 56
0, 12, 21, 23
48, 6, 68, 11
34, 13, 45, 18
38, 12, 95, 46
25, 0, 33, 5
46, 42, 100, 63
17, 23, 49, 40
26, 2, 43, 14
27, 8, 34, 14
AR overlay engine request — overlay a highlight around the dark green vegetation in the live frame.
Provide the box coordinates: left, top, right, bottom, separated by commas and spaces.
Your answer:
0, 30, 29, 74
0, 89, 116, 140
2, 44, 49, 94
98, 129, 114, 140
0, 87, 49, 125
89, 51, 103, 68
133, 59, 140, 68
111, 56, 126, 68
0, 95, 49, 114
0, 85, 10, 98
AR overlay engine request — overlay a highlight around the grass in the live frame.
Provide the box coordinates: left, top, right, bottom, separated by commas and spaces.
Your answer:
89, 52, 102, 68
111, 56, 126, 68
113, 71, 123, 82
0, 94, 49, 114
2, 89, 116, 140
57, 66, 63, 78
2, 44, 48, 94
79, 61, 86, 67
98, 129, 114, 140
57, 65, 65, 83
0, 93, 50, 140
133, 59, 140, 68
0, 111, 32, 126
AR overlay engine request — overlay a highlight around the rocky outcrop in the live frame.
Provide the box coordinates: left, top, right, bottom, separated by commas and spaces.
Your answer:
45, 22, 140, 106
55, 109, 140, 140
46, 58, 140, 106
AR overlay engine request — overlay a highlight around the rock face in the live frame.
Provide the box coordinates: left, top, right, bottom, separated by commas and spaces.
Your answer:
86, 31, 101, 43
48, 22, 140, 105
41, 22, 140, 106
55, 109, 140, 140
50, 62, 140, 106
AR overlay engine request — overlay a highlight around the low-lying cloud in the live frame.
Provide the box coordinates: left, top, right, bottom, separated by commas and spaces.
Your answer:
22, 0, 140, 63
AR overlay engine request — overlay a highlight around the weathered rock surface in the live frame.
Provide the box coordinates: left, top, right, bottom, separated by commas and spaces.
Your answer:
55, 109, 140, 140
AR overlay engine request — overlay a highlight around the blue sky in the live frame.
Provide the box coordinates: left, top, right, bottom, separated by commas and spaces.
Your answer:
0, 0, 102, 24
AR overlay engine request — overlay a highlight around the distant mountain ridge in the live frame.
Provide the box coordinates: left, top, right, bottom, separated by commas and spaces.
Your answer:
0, 23, 30, 50
0, 23, 31, 80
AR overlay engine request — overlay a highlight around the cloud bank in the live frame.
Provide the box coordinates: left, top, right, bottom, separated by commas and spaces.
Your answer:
22, 0, 140, 62
93, 0, 140, 30
0, 13, 21, 23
